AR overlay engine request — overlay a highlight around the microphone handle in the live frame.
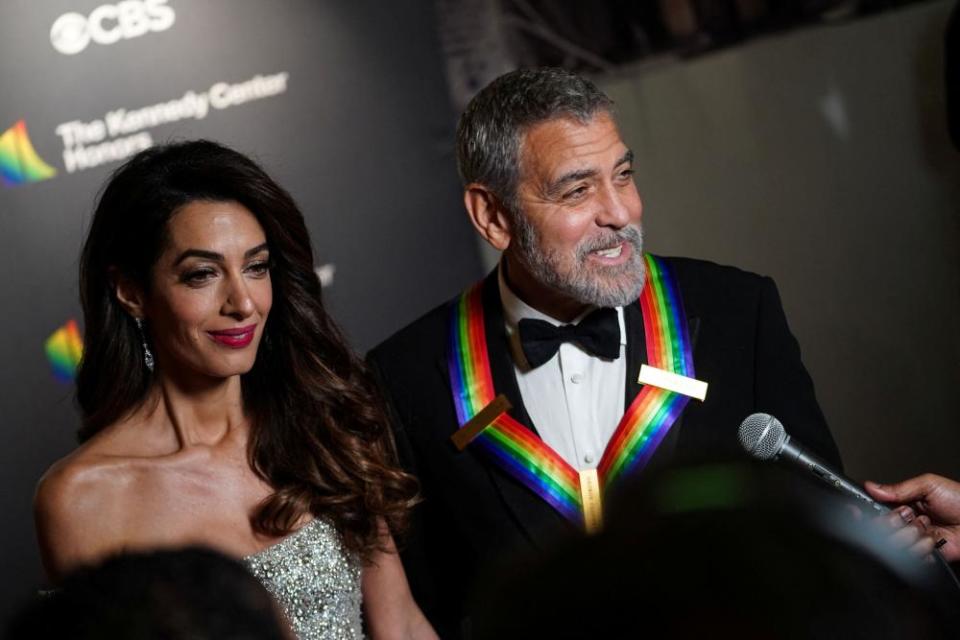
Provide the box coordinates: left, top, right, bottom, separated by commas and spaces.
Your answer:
780, 433, 960, 594
780, 436, 888, 513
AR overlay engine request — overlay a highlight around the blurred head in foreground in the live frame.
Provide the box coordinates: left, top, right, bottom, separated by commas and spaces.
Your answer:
471, 464, 959, 639
8, 547, 291, 639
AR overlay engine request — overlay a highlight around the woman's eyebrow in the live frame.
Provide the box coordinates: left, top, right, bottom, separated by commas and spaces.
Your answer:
173, 242, 268, 266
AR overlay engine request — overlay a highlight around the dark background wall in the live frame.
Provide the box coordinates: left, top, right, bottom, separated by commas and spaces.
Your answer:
0, 0, 481, 617
1, 0, 958, 625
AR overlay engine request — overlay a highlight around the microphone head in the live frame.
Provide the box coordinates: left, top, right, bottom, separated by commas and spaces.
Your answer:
738, 413, 787, 461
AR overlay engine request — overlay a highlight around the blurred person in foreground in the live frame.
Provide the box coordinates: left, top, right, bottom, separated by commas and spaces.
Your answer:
367, 67, 842, 636
7, 547, 291, 639
33, 141, 436, 640
470, 464, 959, 639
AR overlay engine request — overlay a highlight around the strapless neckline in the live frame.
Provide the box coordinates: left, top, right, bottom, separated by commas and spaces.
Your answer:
244, 517, 322, 560
243, 517, 363, 640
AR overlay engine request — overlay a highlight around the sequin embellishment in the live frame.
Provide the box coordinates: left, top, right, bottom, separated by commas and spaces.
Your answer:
245, 519, 363, 640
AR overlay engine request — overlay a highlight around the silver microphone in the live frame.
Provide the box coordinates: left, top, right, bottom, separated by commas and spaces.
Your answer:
738, 413, 887, 513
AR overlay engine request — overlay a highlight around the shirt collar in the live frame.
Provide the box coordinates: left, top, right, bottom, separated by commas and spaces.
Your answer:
497, 262, 627, 346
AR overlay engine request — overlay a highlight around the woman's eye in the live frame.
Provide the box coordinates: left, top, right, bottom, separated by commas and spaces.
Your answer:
246, 261, 270, 277
182, 268, 216, 285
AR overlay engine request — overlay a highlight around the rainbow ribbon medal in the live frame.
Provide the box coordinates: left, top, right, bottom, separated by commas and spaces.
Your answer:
447, 254, 697, 530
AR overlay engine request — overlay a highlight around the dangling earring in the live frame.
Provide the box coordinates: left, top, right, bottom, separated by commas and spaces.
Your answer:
135, 317, 155, 372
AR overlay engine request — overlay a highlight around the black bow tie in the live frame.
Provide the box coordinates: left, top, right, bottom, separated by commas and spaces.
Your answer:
518, 307, 621, 368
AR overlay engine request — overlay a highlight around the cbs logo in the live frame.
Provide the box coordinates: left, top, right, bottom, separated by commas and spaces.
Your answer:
50, 0, 175, 56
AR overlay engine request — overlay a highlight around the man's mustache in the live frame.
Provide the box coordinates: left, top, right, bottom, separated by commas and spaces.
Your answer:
576, 225, 643, 257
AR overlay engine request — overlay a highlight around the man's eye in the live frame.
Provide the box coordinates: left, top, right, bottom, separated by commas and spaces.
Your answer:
564, 186, 588, 200
618, 168, 635, 180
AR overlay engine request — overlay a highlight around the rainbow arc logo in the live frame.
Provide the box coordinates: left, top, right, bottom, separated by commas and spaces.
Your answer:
0, 120, 57, 187
45, 319, 83, 383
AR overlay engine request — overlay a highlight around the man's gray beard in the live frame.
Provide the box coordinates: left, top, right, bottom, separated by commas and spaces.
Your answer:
512, 216, 646, 308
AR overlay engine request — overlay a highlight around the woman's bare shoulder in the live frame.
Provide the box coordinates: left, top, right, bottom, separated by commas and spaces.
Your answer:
34, 433, 149, 581
37, 446, 125, 512
36, 415, 172, 505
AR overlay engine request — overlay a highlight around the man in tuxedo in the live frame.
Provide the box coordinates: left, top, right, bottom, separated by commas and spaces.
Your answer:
367, 67, 841, 637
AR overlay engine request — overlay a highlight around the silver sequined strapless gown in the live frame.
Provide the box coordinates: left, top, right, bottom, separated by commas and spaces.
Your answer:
244, 519, 364, 640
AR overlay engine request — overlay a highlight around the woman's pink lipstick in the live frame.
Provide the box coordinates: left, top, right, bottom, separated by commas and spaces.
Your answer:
207, 324, 257, 348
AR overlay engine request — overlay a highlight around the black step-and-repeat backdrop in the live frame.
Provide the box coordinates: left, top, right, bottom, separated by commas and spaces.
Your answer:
0, 0, 481, 614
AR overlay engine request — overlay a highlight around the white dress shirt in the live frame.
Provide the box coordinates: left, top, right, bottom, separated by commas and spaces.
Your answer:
498, 267, 627, 471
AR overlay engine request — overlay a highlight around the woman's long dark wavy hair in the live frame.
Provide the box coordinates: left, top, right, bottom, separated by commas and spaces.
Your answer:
77, 140, 417, 560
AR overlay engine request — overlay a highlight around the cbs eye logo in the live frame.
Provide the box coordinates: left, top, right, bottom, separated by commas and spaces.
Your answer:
50, 0, 175, 56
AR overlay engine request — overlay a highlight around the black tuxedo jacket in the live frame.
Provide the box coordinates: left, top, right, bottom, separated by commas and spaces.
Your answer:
367, 256, 841, 637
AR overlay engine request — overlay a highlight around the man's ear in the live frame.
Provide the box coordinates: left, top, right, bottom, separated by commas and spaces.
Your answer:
110, 268, 146, 319
463, 184, 512, 252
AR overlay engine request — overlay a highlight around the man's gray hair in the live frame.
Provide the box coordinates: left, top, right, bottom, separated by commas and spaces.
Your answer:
455, 67, 614, 212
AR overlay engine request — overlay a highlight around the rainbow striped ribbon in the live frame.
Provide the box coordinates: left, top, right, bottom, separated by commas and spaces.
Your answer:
447, 254, 695, 528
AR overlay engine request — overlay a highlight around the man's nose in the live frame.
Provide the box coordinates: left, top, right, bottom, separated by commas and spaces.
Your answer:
596, 185, 636, 228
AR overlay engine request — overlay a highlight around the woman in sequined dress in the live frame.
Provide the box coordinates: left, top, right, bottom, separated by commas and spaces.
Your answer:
34, 141, 437, 640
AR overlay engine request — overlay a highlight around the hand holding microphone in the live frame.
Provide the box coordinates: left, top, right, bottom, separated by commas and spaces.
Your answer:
865, 474, 960, 562
738, 413, 943, 557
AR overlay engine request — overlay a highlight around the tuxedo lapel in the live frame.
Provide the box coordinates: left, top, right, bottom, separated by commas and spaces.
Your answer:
479, 271, 537, 436
622, 262, 702, 475
470, 271, 576, 542
623, 301, 647, 408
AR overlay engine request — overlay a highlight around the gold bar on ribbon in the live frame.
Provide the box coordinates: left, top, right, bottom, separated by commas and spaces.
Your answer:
450, 394, 512, 451
579, 469, 603, 534
637, 364, 708, 401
